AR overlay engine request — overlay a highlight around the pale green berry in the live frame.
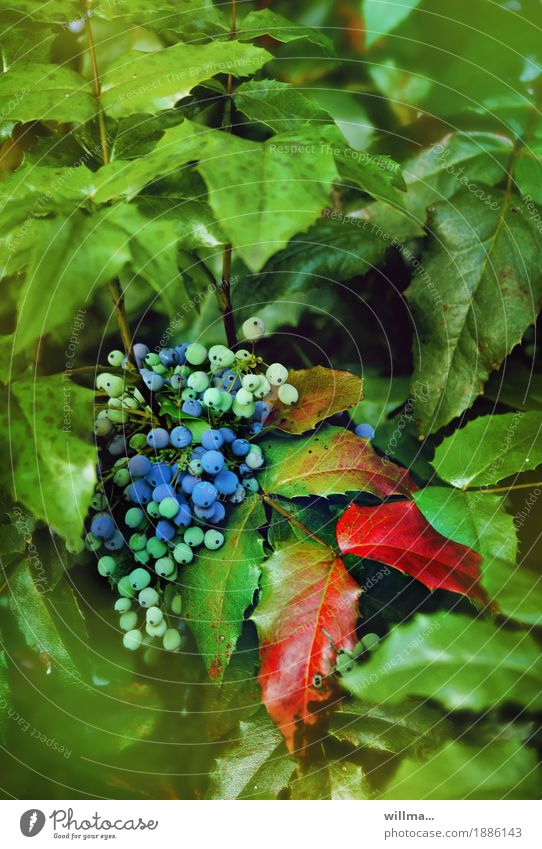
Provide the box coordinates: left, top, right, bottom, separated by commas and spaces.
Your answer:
187, 371, 209, 392
146, 619, 167, 638
235, 388, 253, 406
204, 529, 224, 550
147, 501, 161, 519
170, 594, 183, 615
173, 543, 193, 565
203, 387, 223, 409
163, 628, 182, 651
185, 342, 207, 365
253, 377, 271, 399
129, 567, 151, 591
232, 399, 255, 418
98, 555, 116, 577
144, 352, 161, 367
266, 363, 288, 386
97, 373, 125, 398
123, 629, 143, 651
134, 549, 151, 565
94, 417, 114, 437
117, 576, 136, 598
235, 349, 251, 361
129, 533, 147, 552
217, 391, 233, 412
107, 349, 125, 367
147, 537, 167, 558
113, 468, 130, 487
278, 383, 299, 405
155, 557, 175, 577
184, 526, 204, 548
146, 606, 164, 627
125, 507, 145, 528
139, 587, 160, 608
242, 373, 261, 392
114, 597, 132, 613
85, 533, 102, 552
120, 611, 138, 631
246, 451, 264, 470
159, 497, 180, 519
242, 316, 265, 340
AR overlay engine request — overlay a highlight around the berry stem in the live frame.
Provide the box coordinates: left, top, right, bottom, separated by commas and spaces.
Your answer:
261, 494, 337, 553
470, 481, 542, 494
216, 0, 238, 349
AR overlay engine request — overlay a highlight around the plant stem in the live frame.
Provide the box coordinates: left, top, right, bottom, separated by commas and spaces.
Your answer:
261, 494, 336, 552
216, 0, 238, 348
471, 481, 542, 494
83, 1, 109, 166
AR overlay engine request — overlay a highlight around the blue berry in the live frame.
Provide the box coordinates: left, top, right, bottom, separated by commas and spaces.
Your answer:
182, 399, 203, 417
91, 513, 116, 540
249, 422, 263, 435
128, 455, 152, 478
104, 529, 125, 550
175, 343, 189, 364
140, 369, 164, 392
172, 501, 192, 527
181, 475, 199, 496
192, 481, 218, 508
209, 501, 226, 524
107, 434, 126, 456
159, 347, 179, 367
201, 429, 224, 450
127, 480, 153, 505
133, 342, 149, 365
156, 519, 175, 542
232, 439, 250, 457
201, 450, 225, 475
153, 483, 176, 503
219, 427, 236, 444
214, 469, 239, 495
146, 428, 169, 449
170, 425, 192, 448
355, 423, 375, 440
145, 463, 172, 488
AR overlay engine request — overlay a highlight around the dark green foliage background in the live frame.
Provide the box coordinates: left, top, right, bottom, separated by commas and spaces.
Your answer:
0, 0, 541, 800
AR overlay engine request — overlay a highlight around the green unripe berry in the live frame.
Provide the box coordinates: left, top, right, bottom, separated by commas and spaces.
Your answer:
134, 549, 151, 565
235, 348, 251, 361
113, 468, 130, 487
187, 371, 209, 392
159, 497, 180, 519
184, 526, 204, 548
173, 542, 193, 565
217, 391, 233, 412
266, 363, 288, 386
185, 342, 207, 365
94, 417, 114, 437
155, 557, 175, 577
117, 576, 136, 598
203, 387, 223, 408
129, 433, 148, 450
242, 316, 265, 341
146, 619, 167, 638
85, 532, 102, 552
189, 459, 202, 476
235, 387, 253, 405
138, 587, 160, 608
125, 507, 145, 528
107, 349, 125, 368
163, 628, 182, 651
209, 345, 235, 369
115, 597, 132, 613
123, 629, 143, 651
182, 387, 198, 401
97, 373, 125, 398
153, 363, 168, 375
147, 501, 161, 519
244, 477, 260, 492
146, 606, 164, 627
204, 529, 224, 550
129, 567, 151, 591
129, 533, 147, 552
170, 594, 183, 616
147, 537, 167, 558
278, 383, 299, 405
120, 611, 138, 631
232, 399, 255, 418
98, 555, 116, 577
91, 492, 108, 511
253, 376, 271, 399
144, 352, 161, 367
242, 373, 261, 392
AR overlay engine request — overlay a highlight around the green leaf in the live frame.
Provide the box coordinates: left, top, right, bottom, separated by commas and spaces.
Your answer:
193, 126, 339, 271
364, 0, 422, 47
178, 496, 266, 680
330, 698, 451, 758
406, 189, 542, 433
7, 562, 89, 686
0, 648, 10, 744
414, 485, 542, 626
515, 133, 542, 205
238, 9, 334, 54
252, 217, 388, 299
382, 738, 539, 800
93, 0, 229, 40
261, 425, 414, 499
432, 412, 542, 488
15, 209, 132, 351
205, 709, 296, 800
366, 132, 514, 240
234, 79, 332, 134
1, 376, 96, 548
100, 41, 271, 118
0, 1, 81, 22
342, 612, 542, 712
291, 762, 367, 800
0, 164, 100, 208
0, 63, 95, 129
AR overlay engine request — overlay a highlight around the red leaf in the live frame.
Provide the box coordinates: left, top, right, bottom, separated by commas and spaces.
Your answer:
252, 541, 361, 754
336, 501, 488, 604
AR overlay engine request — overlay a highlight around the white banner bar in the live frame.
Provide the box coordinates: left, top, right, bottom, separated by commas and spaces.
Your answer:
2, 800, 540, 848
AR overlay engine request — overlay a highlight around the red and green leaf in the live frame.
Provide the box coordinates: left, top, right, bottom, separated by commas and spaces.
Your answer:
251, 539, 361, 754
336, 500, 488, 604
261, 425, 416, 499
268, 366, 364, 434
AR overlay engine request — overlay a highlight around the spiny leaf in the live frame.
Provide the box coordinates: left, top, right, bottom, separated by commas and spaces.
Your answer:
238, 9, 334, 54
432, 412, 542, 488
342, 612, 542, 712
234, 80, 332, 134
406, 189, 542, 434
336, 500, 488, 603
0, 63, 95, 129
261, 426, 416, 499
179, 496, 266, 681
290, 761, 367, 800
268, 366, 364, 434
252, 538, 361, 753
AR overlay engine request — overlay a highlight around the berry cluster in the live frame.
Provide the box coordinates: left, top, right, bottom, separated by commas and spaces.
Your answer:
85, 317, 297, 657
